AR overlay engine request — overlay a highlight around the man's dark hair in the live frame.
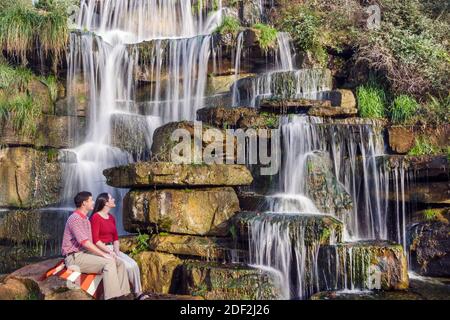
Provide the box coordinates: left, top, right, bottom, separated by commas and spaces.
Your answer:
74, 191, 92, 208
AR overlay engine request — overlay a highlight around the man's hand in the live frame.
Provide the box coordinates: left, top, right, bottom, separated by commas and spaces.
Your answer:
102, 252, 115, 260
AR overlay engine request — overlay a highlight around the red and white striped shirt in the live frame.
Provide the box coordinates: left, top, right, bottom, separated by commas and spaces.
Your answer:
61, 210, 93, 256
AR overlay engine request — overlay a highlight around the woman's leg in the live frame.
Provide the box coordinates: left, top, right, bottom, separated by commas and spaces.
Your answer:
116, 252, 143, 294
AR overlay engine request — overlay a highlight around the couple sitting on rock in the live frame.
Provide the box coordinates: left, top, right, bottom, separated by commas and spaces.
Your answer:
61, 191, 143, 300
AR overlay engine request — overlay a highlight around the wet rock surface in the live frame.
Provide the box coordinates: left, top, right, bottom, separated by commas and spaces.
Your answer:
0, 147, 64, 208
318, 241, 409, 291
232, 211, 344, 245
175, 261, 281, 300
409, 221, 450, 277
104, 162, 253, 188
0, 115, 85, 149
123, 187, 240, 236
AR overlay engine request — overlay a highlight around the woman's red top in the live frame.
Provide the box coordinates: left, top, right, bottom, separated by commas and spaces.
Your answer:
90, 212, 119, 244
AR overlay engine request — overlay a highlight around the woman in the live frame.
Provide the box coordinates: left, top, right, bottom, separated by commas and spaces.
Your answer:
91, 193, 143, 297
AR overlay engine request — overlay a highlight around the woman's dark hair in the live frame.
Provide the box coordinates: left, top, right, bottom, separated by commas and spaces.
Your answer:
74, 191, 92, 208
92, 193, 110, 217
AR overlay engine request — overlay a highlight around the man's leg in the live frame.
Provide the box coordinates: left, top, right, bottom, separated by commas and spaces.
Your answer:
115, 258, 131, 296
65, 252, 124, 300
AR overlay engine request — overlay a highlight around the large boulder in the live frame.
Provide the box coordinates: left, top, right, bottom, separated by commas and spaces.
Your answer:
133, 251, 182, 294
147, 234, 235, 261
176, 261, 281, 300
0, 147, 63, 208
318, 241, 409, 291
304, 151, 353, 220
0, 115, 85, 149
196, 106, 258, 128
123, 188, 240, 236
409, 221, 450, 277
104, 162, 253, 188
387, 126, 415, 154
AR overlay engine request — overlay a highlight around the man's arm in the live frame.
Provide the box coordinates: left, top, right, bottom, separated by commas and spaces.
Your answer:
82, 240, 113, 259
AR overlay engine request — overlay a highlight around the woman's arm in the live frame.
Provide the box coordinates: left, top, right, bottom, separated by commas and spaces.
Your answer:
113, 240, 120, 255
111, 215, 121, 255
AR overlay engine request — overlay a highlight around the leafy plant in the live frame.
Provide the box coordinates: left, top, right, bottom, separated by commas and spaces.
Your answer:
356, 82, 387, 119
252, 23, 278, 52
215, 16, 241, 37
408, 137, 440, 156
390, 95, 419, 124
130, 232, 150, 257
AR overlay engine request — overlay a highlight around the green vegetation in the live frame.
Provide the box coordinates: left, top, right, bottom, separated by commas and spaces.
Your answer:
422, 209, 439, 221
252, 23, 278, 52
390, 95, 418, 124
275, 0, 449, 124
0, 62, 42, 135
215, 16, 241, 37
130, 232, 150, 257
356, 81, 387, 119
408, 137, 440, 156
0, 0, 71, 69
277, 5, 327, 65
39, 75, 59, 103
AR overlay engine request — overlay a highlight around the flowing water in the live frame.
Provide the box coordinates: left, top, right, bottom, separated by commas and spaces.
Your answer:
55, 0, 415, 299
61, 0, 225, 231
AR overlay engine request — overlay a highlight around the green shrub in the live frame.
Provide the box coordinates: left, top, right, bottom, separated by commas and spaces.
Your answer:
252, 23, 278, 52
215, 16, 241, 37
277, 5, 327, 65
420, 95, 450, 125
408, 137, 440, 156
0, 0, 70, 69
0, 94, 41, 135
356, 82, 387, 119
0, 62, 42, 135
390, 95, 419, 124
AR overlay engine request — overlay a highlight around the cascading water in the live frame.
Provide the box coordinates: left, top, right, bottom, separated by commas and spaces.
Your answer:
62, 0, 224, 232
246, 115, 412, 298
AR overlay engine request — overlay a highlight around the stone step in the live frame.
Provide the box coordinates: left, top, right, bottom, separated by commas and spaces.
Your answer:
121, 234, 240, 261
175, 261, 281, 300
104, 161, 253, 188
377, 155, 449, 181
318, 241, 409, 291
231, 211, 344, 246
123, 187, 240, 236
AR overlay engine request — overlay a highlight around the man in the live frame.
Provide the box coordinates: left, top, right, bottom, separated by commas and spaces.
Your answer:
61, 191, 131, 300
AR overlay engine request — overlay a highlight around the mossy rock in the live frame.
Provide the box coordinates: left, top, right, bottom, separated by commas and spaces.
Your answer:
177, 261, 281, 300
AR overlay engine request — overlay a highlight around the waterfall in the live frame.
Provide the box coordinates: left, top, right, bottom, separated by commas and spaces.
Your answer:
246, 213, 340, 299
267, 116, 323, 214
61, 0, 224, 232
231, 32, 244, 106
234, 69, 332, 107
275, 32, 295, 71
